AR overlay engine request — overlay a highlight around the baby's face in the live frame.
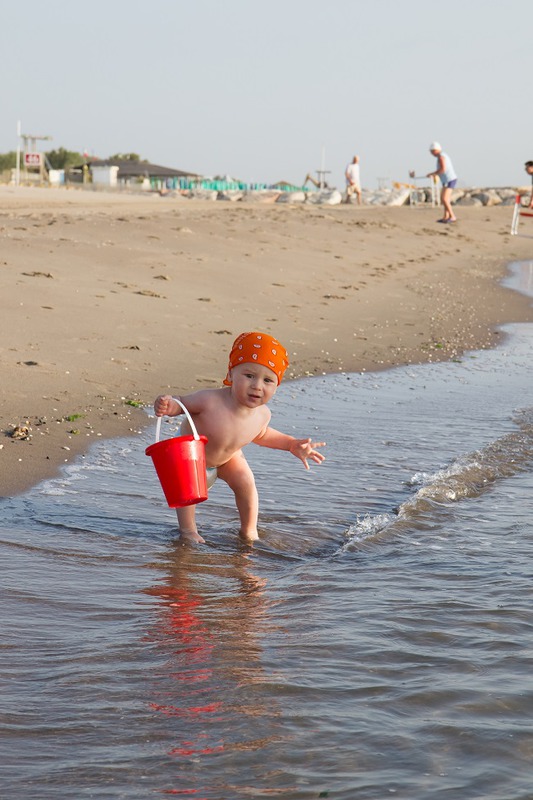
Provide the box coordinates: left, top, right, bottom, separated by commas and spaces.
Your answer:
229, 362, 278, 408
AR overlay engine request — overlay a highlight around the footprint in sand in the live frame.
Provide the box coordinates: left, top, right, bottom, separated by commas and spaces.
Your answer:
135, 290, 165, 298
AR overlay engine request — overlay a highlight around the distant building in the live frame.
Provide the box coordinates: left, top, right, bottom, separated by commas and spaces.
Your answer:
68, 159, 201, 190
91, 164, 119, 187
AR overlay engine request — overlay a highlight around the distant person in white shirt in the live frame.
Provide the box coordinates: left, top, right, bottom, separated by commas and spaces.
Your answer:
345, 155, 362, 205
427, 142, 458, 223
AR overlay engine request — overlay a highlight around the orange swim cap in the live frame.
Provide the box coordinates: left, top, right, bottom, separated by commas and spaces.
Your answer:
223, 332, 289, 386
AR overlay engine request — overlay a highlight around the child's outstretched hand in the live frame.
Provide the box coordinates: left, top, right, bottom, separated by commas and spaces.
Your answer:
289, 438, 326, 470
154, 394, 174, 417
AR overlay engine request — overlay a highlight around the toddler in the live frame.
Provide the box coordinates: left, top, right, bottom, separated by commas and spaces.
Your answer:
154, 331, 325, 543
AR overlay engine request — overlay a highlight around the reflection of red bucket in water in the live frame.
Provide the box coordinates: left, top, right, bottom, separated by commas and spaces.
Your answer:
146, 402, 209, 508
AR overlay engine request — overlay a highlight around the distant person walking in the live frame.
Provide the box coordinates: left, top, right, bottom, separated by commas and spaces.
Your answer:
524, 161, 533, 208
427, 142, 457, 223
345, 155, 362, 205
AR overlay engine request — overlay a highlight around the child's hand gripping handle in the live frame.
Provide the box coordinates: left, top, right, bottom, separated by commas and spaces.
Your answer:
155, 399, 201, 443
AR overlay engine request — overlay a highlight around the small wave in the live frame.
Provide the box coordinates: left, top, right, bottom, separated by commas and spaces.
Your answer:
401, 407, 533, 513
39, 486, 79, 496
344, 512, 396, 543
342, 407, 533, 550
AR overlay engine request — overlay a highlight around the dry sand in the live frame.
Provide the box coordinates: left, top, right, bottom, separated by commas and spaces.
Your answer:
2, 185, 532, 497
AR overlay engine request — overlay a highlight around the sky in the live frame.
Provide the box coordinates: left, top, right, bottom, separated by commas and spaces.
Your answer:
2, 0, 532, 189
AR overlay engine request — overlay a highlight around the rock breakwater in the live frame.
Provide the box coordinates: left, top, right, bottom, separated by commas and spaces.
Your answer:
180, 185, 529, 206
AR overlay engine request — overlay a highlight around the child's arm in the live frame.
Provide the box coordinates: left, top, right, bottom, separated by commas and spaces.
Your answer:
254, 427, 326, 470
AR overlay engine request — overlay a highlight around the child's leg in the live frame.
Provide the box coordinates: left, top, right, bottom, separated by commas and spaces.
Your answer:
217, 452, 259, 541
176, 504, 205, 544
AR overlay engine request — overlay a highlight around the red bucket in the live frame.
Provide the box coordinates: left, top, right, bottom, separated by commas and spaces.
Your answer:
146, 403, 209, 508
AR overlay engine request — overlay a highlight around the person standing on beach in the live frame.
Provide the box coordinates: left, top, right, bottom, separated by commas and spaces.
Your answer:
345, 155, 362, 204
153, 332, 325, 544
524, 161, 533, 208
427, 142, 458, 223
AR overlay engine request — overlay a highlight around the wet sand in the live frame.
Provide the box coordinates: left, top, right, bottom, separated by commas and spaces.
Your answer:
1, 185, 532, 497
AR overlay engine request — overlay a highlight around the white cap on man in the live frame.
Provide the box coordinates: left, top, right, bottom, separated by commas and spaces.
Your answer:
429, 142, 442, 152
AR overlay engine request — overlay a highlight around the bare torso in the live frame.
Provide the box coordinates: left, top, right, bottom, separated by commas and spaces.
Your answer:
178, 387, 271, 467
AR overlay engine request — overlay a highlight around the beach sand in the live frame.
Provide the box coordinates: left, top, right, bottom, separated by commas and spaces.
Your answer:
2, 185, 532, 497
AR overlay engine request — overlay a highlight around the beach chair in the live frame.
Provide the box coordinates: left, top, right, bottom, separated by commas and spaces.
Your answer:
511, 194, 533, 235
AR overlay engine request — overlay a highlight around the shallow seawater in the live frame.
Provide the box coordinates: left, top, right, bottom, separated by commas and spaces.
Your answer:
2, 264, 533, 799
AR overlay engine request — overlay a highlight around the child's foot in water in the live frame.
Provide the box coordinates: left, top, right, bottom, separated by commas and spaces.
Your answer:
179, 529, 205, 544
239, 528, 259, 543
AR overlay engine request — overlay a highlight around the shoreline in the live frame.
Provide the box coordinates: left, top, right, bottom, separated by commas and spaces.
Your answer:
2, 188, 533, 498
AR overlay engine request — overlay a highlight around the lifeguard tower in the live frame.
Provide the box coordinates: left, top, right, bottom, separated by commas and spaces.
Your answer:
15, 123, 52, 185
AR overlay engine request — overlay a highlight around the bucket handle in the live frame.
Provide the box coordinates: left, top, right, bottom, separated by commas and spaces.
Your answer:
155, 398, 201, 443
